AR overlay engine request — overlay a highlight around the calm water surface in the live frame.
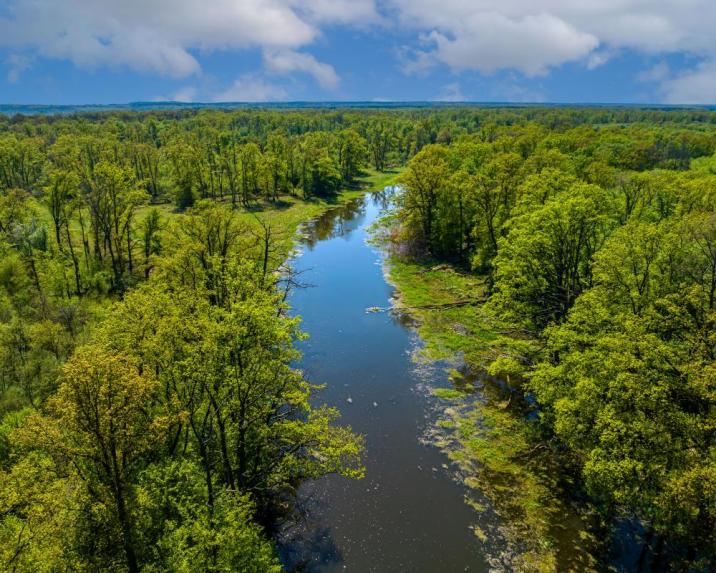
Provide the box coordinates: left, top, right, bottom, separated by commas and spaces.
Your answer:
279, 190, 488, 572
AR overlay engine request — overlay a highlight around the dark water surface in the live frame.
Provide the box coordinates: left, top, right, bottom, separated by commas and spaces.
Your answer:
279, 190, 487, 572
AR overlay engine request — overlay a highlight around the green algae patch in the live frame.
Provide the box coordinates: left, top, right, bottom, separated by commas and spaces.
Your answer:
432, 388, 465, 400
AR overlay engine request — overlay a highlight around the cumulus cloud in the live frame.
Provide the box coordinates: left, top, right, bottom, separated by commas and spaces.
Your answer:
390, 1, 716, 56
0, 1, 313, 77
637, 62, 671, 84
398, 43, 437, 76
423, 13, 597, 76
6, 53, 33, 83
296, 0, 379, 25
0, 0, 371, 83
171, 86, 198, 103
586, 49, 617, 71
264, 50, 339, 89
661, 62, 716, 104
4, 0, 716, 102
436, 82, 466, 102
390, 0, 716, 101
213, 75, 289, 102
152, 85, 198, 103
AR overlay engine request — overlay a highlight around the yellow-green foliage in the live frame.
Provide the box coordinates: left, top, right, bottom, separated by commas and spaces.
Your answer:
389, 116, 716, 570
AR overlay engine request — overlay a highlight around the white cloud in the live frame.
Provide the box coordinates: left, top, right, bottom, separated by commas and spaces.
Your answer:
171, 86, 198, 103
422, 13, 598, 77
586, 49, 616, 70
5, 0, 716, 102
6, 53, 33, 83
637, 62, 671, 84
295, 0, 379, 25
0, 0, 372, 80
389, 1, 716, 101
398, 42, 437, 76
264, 50, 339, 89
661, 62, 716, 104
213, 75, 289, 102
389, 1, 716, 56
436, 82, 466, 102
0, 1, 302, 77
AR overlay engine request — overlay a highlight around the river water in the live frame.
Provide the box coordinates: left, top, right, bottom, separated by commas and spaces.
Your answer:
279, 189, 489, 572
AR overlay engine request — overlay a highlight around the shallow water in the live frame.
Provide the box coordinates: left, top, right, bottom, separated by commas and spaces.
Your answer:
279, 190, 488, 572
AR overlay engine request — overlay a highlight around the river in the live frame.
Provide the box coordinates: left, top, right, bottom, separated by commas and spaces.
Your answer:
278, 189, 489, 572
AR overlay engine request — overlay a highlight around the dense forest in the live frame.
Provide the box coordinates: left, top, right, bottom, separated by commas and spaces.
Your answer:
0, 106, 714, 571
391, 109, 716, 571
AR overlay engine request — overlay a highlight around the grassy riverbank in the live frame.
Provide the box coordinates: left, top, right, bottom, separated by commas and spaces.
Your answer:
234, 167, 401, 244
385, 257, 600, 572
387, 259, 495, 366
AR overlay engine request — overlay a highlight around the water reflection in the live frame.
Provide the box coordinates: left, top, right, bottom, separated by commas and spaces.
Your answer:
299, 196, 367, 248
280, 189, 487, 572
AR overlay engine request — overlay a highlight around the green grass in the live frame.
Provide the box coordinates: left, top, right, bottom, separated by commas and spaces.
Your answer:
356, 167, 403, 192
387, 258, 497, 366
240, 168, 402, 241
228, 167, 403, 259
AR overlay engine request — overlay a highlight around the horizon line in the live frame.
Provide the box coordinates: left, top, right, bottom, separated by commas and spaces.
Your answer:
2, 100, 716, 114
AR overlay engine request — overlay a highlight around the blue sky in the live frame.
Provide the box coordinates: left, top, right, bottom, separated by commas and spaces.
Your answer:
0, 1, 714, 105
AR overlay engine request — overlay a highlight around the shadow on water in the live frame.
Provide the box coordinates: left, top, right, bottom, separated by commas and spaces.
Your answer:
278, 511, 343, 573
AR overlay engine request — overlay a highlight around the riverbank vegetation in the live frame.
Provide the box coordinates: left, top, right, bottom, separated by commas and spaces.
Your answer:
388, 110, 716, 571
